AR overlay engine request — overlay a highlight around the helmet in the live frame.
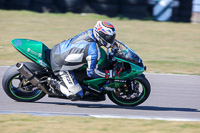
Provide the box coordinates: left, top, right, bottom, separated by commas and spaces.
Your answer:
93, 21, 116, 48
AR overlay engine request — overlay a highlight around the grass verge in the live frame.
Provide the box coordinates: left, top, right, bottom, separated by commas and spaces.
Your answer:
0, 10, 200, 75
0, 114, 200, 133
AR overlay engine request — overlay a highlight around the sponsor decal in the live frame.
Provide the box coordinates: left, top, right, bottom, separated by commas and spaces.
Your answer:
27, 48, 42, 58
65, 72, 73, 84
114, 80, 126, 83
39, 60, 47, 67
104, 86, 115, 91
27, 48, 31, 52
14, 40, 22, 47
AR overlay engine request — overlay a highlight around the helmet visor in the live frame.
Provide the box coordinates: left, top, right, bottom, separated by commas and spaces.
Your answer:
99, 35, 115, 48
105, 34, 116, 44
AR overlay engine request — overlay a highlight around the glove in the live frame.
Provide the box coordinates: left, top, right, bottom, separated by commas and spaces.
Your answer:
111, 42, 120, 49
113, 63, 123, 77
105, 70, 116, 79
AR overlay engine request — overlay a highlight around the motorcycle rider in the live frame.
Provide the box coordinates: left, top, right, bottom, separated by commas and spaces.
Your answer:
50, 21, 116, 101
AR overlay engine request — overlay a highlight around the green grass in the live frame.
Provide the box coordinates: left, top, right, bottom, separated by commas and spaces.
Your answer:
0, 114, 200, 133
0, 10, 200, 75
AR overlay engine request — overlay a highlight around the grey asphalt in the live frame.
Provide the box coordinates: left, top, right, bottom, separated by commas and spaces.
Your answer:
0, 66, 200, 120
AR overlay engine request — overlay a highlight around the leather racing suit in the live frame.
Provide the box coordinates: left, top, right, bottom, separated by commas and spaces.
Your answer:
50, 29, 106, 97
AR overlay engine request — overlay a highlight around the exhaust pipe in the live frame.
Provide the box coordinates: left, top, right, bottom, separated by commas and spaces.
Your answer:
16, 63, 52, 95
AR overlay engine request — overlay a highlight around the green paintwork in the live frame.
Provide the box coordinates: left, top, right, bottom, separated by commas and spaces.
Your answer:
98, 47, 107, 66
84, 57, 145, 93
11, 39, 51, 68
114, 57, 144, 79
83, 78, 107, 92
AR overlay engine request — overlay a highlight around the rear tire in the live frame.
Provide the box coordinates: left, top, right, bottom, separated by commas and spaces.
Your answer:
108, 76, 151, 106
2, 62, 46, 102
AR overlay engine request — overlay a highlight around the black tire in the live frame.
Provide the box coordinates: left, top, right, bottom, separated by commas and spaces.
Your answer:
177, 16, 191, 22
122, 0, 147, 5
121, 5, 149, 19
108, 76, 151, 106
0, 0, 6, 9
90, 2, 119, 17
179, 0, 192, 10
30, 2, 56, 13
82, 3, 94, 13
32, 0, 53, 4
178, 10, 192, 17
55, 0, 85, 13
2, 62, 46, 102
6, 0, 30, 10
92, 0, 119, 4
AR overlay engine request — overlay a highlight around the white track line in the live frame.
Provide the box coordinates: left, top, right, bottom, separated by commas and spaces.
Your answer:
0, 110, 200, 122
90, 114, 200, 122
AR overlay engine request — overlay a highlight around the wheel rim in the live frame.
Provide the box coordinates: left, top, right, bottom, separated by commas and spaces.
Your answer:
111, 80, 146, 105
9, 74, 43, 100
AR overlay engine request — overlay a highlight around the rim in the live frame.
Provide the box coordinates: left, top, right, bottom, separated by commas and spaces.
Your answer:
111, 80, 146, 105
9, 74, 43, 100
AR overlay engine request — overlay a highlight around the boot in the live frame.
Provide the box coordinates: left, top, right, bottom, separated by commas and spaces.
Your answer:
69, 90, 83, 101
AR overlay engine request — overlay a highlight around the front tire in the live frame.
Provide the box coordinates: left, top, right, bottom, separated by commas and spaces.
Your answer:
107, 76, 151, 106
2, 62, 46, 102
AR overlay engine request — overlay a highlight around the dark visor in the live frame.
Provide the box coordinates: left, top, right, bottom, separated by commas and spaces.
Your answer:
104, 34, 116, 44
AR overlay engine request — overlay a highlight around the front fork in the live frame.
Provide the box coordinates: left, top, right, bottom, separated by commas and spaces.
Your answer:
112, 79, 139, 97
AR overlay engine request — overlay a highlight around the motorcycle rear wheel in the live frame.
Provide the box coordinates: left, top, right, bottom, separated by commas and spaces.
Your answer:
107, 77, 151, 106
2, 62, 46, 102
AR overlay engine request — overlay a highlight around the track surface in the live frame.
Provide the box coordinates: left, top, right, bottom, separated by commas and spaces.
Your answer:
0, 66, 200, 120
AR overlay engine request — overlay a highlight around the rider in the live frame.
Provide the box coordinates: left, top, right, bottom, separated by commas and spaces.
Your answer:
50, 21, 116, 101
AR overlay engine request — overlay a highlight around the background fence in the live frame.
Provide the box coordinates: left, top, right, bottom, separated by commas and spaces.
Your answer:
0, 0, 195, 22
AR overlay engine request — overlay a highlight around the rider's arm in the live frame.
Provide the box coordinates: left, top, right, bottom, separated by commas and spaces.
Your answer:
86, 43, 106, 78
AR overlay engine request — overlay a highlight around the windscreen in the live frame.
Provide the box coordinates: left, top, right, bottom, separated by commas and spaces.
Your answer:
114, 40, 143, 67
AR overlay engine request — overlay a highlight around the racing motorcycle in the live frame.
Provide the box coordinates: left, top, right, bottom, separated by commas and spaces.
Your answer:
2, 39, 151, 106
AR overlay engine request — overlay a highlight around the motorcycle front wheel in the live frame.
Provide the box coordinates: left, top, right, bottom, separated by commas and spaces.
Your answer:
2, 62, 46, 102
107, 77, 151, 106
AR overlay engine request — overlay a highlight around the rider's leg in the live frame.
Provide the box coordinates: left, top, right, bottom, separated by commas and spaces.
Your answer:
56, 70, 83, 100
50, 49, 83, 100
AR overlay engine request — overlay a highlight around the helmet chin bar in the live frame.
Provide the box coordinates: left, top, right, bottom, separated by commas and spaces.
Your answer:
106, 43, 112, 48
94, 29, 113, 48
98, 34, 113, 48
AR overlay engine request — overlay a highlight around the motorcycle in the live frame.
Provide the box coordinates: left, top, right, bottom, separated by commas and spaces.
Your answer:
2, 38, 151, 106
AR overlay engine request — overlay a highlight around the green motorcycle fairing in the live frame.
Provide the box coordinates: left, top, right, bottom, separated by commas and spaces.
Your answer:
11, 39, 51, 68
11, 38, 145, 93
83, 49, 145, 93
83, 61, 145, 93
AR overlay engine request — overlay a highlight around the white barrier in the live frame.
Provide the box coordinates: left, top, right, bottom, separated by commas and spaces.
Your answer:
149, 0, 179, 21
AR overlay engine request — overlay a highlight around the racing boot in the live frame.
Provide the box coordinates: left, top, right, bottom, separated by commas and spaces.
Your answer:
58, 71, 84, 101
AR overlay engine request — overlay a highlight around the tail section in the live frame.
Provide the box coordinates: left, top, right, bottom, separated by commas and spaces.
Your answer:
11, 39, 51, 68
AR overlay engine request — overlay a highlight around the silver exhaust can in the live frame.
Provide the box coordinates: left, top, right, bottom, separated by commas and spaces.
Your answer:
16, 63, 52, 95
16, 63, 40, 86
